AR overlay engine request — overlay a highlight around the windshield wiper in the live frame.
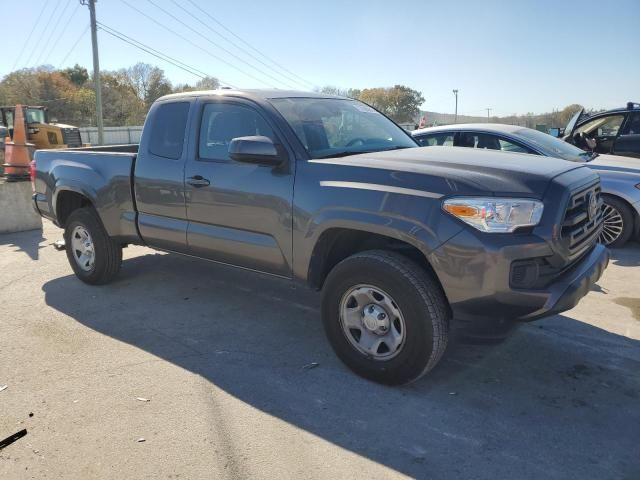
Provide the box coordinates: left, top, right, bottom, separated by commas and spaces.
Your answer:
314, 150, 373, 159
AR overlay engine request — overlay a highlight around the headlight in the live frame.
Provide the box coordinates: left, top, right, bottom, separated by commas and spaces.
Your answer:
443, 197, 544, 233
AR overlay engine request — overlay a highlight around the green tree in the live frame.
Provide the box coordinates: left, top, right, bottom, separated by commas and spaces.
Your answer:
61, 64, 89, 87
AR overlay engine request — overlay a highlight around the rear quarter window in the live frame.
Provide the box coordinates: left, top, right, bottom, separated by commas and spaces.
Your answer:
148, 102, 190, 159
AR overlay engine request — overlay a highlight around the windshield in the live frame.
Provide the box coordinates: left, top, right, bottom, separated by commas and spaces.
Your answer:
514, 128, 592, 162
25, 108, 46, 124
269, 97, 417, 159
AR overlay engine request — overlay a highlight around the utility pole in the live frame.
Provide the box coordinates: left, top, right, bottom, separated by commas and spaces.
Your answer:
452, 89, 458, 123
486, 108, 492, 122
83, 0, 104, 145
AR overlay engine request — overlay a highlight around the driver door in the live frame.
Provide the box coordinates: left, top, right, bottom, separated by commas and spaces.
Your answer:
183, 98, 295, 277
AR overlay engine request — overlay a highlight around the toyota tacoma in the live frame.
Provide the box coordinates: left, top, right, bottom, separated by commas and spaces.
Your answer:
32, 90, 609, 384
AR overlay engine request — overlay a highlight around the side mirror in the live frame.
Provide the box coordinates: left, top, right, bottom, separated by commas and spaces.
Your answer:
228, 136, 285, 166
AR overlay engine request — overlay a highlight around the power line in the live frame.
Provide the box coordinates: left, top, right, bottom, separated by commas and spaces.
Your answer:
11, 7, 48, 70
169, 0, 308, 89
32, 0, 74, 66
23, 0, 61, 67
184, 0, 315, 89
97, 23, 211, 78
118, 0, 286, 88
58, 25, 90, 67
143, 0, 296, 89
41, 3, 82, 66
97, 23, 236, 88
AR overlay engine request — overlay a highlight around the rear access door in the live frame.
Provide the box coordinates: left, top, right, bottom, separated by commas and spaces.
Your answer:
134, 100, 192, 253
183, 97, 295, 277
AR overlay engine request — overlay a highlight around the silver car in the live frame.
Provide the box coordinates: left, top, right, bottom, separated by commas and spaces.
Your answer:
412, 124, 640, 247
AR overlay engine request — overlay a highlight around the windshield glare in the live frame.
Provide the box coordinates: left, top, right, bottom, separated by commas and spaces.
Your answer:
269, 97, 416, 158
514, 128, 591, 162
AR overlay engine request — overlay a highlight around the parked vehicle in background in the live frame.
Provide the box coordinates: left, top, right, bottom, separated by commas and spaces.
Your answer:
32, 90, 608, 384
412, 124, 640, 247
0, 105, 83, 150
563, 102, 640, 159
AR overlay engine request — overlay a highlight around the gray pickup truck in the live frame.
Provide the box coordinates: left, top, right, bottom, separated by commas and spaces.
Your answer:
32, 90, 609, 384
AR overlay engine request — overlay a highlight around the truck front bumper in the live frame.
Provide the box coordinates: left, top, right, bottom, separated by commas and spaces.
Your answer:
517, 243, 608, 320
428, 229, 609, 333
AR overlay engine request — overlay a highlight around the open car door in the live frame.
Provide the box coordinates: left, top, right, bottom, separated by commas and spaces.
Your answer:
563, 109, 584, 140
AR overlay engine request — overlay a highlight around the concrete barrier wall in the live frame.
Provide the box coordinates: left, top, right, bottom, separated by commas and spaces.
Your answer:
0, 181, 42, 233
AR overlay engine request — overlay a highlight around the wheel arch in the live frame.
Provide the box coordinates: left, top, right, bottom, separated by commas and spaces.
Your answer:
307, 227, 449, 307
54, 187, 96, 226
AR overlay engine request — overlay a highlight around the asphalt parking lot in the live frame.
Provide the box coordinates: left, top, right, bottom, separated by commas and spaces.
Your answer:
1, 220, 639, 480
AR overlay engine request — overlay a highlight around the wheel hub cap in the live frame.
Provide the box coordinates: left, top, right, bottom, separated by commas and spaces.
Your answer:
71, 226, 95, 272
599, 203, 624, 245
339, 285, 406, 361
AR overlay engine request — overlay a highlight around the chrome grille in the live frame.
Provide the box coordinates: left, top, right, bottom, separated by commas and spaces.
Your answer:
561, 180, 603, 261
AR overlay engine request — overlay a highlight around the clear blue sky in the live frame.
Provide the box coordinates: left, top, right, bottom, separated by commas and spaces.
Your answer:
2, 0, 639, 116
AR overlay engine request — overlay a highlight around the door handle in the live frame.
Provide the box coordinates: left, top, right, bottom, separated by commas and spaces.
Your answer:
187, 175, 210, 187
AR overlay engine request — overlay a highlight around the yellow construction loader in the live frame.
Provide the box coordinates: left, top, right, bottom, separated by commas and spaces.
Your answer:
0, 105, 83, 149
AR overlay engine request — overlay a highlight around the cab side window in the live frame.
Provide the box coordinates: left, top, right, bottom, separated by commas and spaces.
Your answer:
199, 103, 276, 162
416, 132, 454, 146
149, 102, 190, 160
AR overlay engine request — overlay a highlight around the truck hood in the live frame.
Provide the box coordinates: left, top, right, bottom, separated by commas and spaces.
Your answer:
314, 146, 586, 197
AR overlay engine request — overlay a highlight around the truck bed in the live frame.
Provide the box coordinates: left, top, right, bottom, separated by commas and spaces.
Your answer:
33, 147, 140, 242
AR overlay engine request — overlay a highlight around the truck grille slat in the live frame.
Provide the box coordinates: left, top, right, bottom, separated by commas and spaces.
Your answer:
561, 181, 602, 261
61, 128, 82, 148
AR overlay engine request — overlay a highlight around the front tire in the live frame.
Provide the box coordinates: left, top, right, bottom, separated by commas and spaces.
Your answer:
64, 207, 122, 285
321, 250, 450, 385
600, 196, 634, 248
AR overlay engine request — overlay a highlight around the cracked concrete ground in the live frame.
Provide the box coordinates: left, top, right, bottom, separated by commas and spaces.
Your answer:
1, 220, 639, 479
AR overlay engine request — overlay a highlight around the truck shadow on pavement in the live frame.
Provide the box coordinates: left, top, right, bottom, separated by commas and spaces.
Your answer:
42, 252, 640, 480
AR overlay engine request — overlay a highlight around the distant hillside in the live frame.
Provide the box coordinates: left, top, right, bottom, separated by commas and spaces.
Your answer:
417, 104, 588, 129
419, 111, 488, 126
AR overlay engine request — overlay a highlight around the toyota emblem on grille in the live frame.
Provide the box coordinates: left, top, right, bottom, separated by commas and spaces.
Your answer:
587, 193, 598, 221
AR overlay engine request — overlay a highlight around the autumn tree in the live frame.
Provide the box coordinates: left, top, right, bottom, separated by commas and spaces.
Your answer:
123, 63, 173, 108
359, 85, 425, 123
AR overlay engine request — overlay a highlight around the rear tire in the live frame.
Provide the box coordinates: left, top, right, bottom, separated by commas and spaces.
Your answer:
600, 195, 633, 248
64, 207, 122, 285
321, 250, 449, 385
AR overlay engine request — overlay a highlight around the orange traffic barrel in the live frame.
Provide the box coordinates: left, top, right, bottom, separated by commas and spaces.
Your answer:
2, 105, 33, 181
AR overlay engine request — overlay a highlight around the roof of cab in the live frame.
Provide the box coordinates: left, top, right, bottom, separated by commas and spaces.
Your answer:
157, 89, 347, 102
